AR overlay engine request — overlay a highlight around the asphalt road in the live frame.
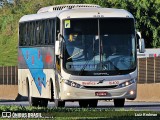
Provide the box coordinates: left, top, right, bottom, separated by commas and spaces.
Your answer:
0, 101, 160, 111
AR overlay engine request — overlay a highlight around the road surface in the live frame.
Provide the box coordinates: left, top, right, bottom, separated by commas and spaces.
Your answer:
0, 101, 160, 111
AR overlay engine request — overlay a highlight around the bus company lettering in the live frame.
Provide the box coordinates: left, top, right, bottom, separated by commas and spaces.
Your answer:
109, 81, 119, 85
82, 81, 96, 86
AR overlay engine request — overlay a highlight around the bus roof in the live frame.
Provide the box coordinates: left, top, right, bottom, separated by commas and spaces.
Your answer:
19, 5, 134, 22
37, 4, 100, 13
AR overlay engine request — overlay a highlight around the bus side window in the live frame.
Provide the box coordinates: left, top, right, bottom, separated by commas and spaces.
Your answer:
29, 22, 34, 46
38, 20, 43, 45
49, 19, 53, 45
49, 19, 55, 45
33, 21, 36, 45
33, 22, 37, 46
25, 23, 30, 46
35, 21, 40, 45
41, 20, 45, 45
44, 20, 49, 44
19, 23, 25, 46
48, 20, 51, 44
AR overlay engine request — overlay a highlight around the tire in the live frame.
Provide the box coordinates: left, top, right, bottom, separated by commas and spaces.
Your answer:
88, 100, 98, 107
114, 99, 125, 107
54, 99, 65, 107
40, 98, 48, 107
50, 80, 54, 100
79, 100, 89, 108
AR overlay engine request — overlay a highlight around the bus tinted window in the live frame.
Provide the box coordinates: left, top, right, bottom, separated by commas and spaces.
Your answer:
100, 18, 135, 34
25, 23, 30, 45
30, 22, 34, 45
19, 23, 25, 46
19, 19, 56, 46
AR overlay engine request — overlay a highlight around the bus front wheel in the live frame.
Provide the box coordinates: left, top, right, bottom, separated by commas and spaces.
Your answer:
79, 100, 89, 108
114, 98, 125, 107
88, 100, 98, 107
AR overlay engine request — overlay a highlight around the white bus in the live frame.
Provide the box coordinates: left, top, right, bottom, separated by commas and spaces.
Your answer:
18, 4, 145, 107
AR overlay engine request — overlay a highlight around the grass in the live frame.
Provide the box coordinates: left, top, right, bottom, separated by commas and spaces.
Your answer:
0, 105, 160, 119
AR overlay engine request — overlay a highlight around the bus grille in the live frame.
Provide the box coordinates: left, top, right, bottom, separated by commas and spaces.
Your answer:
83, 85, 117, 90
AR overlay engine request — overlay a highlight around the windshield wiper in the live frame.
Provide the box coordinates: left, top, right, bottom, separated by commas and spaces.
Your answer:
67, 49, 83, 60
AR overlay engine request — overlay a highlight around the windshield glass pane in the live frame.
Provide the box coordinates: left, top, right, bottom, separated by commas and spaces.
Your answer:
99, 18, 136, 71
63, 18, 136, 75
63, 19, 99, 71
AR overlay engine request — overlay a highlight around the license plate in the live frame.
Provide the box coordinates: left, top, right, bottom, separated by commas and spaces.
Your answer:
95, 92, 107, 96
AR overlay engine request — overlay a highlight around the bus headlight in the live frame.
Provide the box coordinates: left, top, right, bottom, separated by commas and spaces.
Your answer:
65, 80, 83, 88
118, 79, 136, 88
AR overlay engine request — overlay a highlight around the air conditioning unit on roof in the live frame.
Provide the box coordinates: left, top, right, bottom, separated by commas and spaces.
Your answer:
37, 4, 101, 14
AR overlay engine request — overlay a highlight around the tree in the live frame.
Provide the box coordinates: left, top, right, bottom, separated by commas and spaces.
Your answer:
0, 0, 12, 7
103, 0, 160, 48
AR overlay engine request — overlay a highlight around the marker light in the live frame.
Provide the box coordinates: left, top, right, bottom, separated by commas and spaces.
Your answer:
67, 92, 71, 96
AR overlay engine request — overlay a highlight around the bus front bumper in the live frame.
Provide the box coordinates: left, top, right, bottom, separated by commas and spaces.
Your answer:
60, 82, 137, 101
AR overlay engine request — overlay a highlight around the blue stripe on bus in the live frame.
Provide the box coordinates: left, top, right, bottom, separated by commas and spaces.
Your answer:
21, 48, 46, 95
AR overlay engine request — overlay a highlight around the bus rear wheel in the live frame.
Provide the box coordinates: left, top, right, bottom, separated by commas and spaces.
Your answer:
40, 98, 48, 107
114, 98, 125, 107
54, 99, 65, 107
88, 100, 98, 107
29, 97, 39, 107
79, 100, 89, 108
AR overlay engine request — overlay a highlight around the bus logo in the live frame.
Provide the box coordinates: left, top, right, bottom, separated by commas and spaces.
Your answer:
97, 79, 105, 84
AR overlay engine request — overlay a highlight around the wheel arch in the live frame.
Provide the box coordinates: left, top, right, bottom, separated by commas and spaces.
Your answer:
49, 78, 54, 100
26, 76, 32, 97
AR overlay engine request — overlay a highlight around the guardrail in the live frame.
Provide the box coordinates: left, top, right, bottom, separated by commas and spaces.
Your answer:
0, 57, 160, 85
138, 57, 160, 84
0, 66, 18, 85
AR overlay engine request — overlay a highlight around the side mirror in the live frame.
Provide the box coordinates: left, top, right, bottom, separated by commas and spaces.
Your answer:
55, 33, 63, 55
137, 31, 145, 53
55, 41, 60, 55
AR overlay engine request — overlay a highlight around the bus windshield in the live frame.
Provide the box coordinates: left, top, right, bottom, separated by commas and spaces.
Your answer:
63, 18, 136, 76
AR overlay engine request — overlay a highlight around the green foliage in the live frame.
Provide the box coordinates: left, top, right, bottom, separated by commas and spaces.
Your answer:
0, 105, 160, 120
0, 0, 160, 66
105, 0, 160, 48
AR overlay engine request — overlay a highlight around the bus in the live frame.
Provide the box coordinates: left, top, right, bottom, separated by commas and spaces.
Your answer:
18, 4, 145, 107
